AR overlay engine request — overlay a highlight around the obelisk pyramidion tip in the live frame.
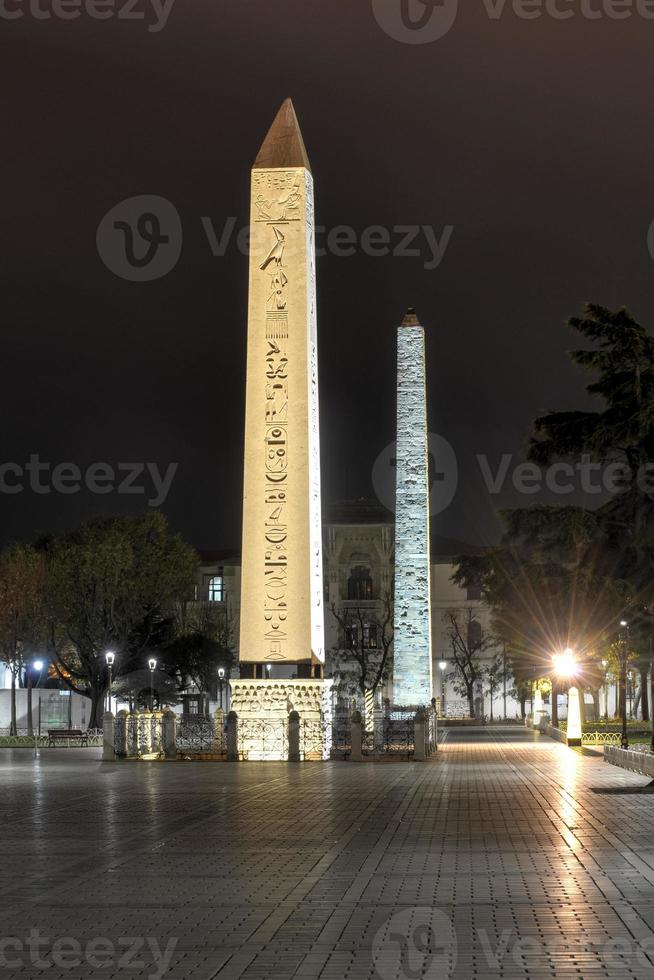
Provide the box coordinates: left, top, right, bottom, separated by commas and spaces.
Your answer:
253, 98, 312, 173
401, 308, 421, 327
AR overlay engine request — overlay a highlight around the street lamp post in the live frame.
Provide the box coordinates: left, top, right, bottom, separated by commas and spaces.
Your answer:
600, 659, 609, 720
105, 651, 115, 713
148, 657, 157, 711
439, 661, 447, 717
218, 667, 225, 710
26, 659, 44, 738
619, 620, 629, 749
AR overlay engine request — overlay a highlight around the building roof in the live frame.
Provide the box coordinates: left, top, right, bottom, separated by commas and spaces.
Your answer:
197, 548, 241, 566
323, 498, 393, 525
198, 500, 483, 565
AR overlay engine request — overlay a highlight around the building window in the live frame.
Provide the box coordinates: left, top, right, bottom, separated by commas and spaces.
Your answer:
467, 619, 482, 650
208, 575, 224, 602
363, 624, 378, 649
345, 625, 359, 649
348, 566, 373, 601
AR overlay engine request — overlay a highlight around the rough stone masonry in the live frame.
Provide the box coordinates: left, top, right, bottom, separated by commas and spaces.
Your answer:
393, 308, 433, 706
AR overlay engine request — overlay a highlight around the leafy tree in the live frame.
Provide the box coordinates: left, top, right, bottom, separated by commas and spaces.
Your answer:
43, 512, 197, 728
530, 304, 654, 629
455, 304, 654, 724
0, 544, 46, 735
170, 596, 236, 696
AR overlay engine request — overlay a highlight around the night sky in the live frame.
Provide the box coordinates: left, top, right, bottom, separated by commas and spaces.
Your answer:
3, 1, 654, 551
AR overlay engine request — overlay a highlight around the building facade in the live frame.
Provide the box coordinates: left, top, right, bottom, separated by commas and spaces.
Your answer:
195, 499, 523, 719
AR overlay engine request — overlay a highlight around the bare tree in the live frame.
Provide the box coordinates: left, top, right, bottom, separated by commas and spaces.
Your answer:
330, 594, 393, 706
443, 608, 493, 718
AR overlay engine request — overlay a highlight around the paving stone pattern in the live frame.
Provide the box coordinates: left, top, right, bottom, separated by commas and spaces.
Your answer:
2, 728, 654, 978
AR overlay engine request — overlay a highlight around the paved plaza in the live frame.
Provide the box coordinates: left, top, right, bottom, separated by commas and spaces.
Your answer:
3, 728, 654, 978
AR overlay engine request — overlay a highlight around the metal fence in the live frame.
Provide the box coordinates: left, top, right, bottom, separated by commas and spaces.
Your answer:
582, 731, 623, 745
331, 714, 352, 760
177, 715, 224, 754
237, 718, 288, 761
383, 710, 416, 756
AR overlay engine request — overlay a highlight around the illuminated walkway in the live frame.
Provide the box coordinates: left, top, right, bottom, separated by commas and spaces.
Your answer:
2, 728, 654, 978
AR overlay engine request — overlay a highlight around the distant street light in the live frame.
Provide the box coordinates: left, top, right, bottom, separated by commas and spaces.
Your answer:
618, 620, 629, 749
218, 667, 225, 710
105, 651, 115, 713
148, 657, 157, 711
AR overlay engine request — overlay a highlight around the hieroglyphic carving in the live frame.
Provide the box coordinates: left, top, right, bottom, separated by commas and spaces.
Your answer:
256, 171, 301, 661
241, 162, 324, 664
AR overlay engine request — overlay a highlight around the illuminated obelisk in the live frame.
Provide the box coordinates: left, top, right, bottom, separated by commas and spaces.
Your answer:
233, 100, 329, 759
393, 308, 433, 706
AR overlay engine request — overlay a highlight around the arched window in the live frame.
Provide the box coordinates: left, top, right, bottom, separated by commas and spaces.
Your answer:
467, 619, 482, 650
208, 575, 224, 603
348, 566, 373, 601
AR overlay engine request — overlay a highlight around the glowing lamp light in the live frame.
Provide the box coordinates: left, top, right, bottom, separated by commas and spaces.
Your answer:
105, 651, 115, 667
553, 648, 577, 678
148, 658, 157, 671
33, 659, 44, 671
438, 661, 447, 670
567, 687, 582, 746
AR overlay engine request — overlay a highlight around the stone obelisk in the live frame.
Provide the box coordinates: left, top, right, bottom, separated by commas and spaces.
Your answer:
234, 100, 330, 759
393, 308, 433, 706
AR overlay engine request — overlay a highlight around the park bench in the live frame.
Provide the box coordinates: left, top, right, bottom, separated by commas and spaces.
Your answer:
47, 728, 89, 748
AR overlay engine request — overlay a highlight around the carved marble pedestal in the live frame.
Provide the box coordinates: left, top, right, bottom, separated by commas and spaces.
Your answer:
230, 678, 333, 761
